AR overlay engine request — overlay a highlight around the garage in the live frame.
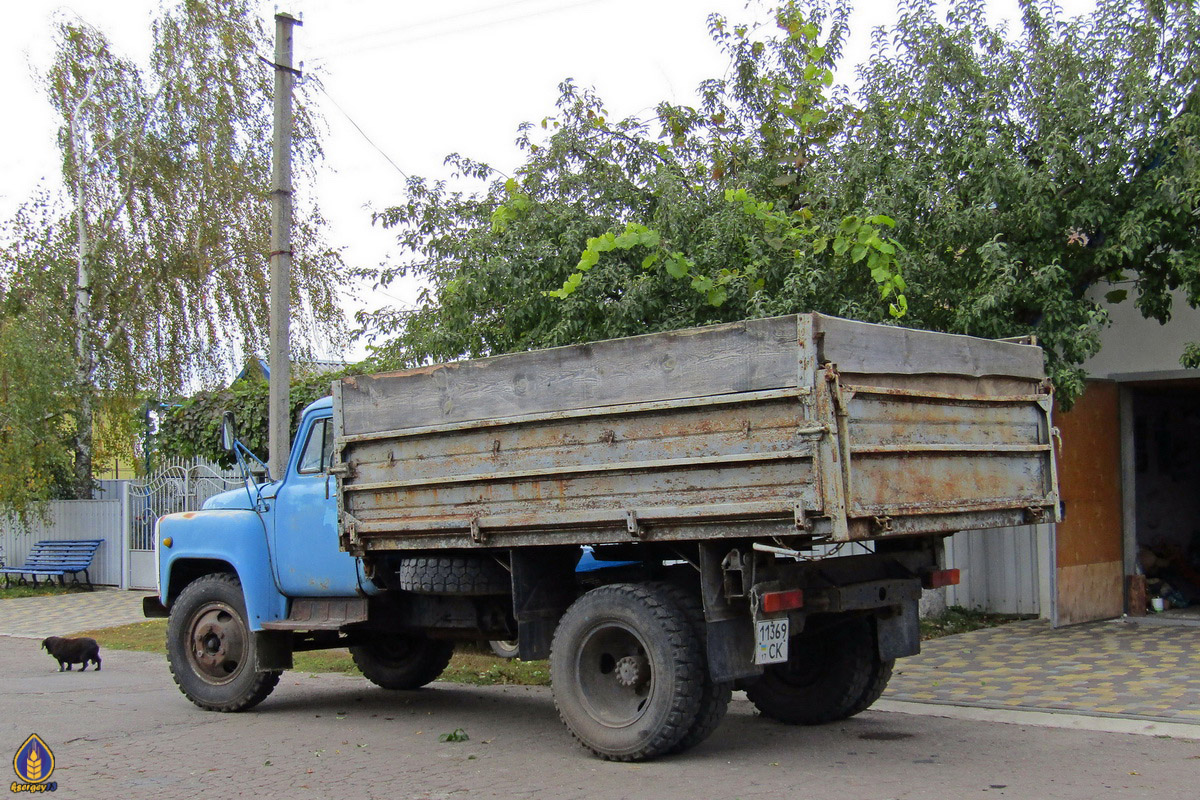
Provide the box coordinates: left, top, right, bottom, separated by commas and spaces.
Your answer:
1130, 381, 1200, 620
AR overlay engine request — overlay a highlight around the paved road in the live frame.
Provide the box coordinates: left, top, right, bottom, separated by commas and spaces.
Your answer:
1, 637, 1197, 800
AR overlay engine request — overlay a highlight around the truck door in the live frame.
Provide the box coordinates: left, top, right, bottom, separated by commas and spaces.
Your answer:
269, 413, 361, 596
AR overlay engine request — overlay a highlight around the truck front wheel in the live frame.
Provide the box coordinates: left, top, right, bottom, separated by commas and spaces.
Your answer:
744, 615, 888, 725
350, 634, 454, 689
550, 583, 704, 761
166, 573, 281, 712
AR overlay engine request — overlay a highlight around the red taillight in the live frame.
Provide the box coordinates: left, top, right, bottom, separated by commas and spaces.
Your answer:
922, 569, 961, 589
761, 589, 804, 613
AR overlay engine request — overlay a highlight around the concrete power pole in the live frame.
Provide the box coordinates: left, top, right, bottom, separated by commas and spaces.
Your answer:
269, 12, 301, 479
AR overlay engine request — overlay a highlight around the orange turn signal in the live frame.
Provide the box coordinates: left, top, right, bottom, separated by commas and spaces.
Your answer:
922, 568, 960, 589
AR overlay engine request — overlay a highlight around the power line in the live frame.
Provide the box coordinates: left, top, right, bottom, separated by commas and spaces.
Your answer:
310, 0, 566, 53
308, 0, 608, 64
313, 81, 411, 183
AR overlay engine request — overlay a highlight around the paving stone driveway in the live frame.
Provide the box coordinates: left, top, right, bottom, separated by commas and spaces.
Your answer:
0, 589, 151, 638
886, 618, 1200, 724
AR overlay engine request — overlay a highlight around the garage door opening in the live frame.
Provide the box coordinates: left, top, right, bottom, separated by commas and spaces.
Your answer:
1132, 383, 1200, 620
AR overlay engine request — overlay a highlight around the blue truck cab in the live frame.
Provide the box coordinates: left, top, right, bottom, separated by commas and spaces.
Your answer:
151, 397, 374, 631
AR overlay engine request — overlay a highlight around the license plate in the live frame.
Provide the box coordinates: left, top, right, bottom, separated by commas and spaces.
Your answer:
755, 617, 789, 665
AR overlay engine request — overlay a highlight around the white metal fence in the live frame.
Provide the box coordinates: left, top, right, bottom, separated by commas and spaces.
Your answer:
125, 459, 243, 589
0, 460, 242, 590
945, 523, 1053, 617
0, 499, 125, 587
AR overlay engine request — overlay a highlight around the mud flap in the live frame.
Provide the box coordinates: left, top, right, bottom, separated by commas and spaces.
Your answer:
511, 547, 578, 660
142, 596, 169, 619
877, 598, 920, 661
254, 630, 294, 671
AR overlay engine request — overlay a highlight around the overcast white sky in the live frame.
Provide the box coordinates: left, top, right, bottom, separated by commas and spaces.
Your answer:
1, 0, 1096, 367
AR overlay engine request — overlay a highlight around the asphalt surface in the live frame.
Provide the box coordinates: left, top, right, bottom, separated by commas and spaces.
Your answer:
1, 637, 1198, 800
1, 590, 1199, 798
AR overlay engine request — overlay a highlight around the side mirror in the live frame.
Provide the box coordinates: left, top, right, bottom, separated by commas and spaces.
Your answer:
221, 411, 237, 452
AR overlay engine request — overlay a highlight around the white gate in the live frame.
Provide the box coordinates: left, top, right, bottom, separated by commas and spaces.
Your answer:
126, 459, 243, 590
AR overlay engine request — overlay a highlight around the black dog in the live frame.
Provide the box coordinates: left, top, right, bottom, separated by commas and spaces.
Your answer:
41, 636, 102, 672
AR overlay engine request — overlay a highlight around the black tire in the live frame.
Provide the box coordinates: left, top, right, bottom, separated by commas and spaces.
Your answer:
397, 555, 510, 595
744, 615, 878, 725
350, 634, 455, 689
652, 582, 732, 754
550, 583, 704, 762
166, 573, 281, 712
489, 639, 520, 659
848, 654, 895, 716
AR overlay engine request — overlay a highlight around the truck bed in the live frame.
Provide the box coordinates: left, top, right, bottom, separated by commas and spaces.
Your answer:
333, 314, 1058, 553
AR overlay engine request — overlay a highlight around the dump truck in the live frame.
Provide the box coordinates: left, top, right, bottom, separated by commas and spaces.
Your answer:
146, 313, 1059, 760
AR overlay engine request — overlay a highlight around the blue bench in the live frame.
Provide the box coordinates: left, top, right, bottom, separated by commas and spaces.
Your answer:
0, 540, 104, 590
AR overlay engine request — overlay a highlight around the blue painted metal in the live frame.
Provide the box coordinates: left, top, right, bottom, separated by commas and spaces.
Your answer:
267, 403, 361, 596
157, 395, 373, 624
576, 546, 638, 572
157, 509, 289, 630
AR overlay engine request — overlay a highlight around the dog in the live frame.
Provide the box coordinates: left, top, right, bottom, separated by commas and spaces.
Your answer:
41, 636, 102, 672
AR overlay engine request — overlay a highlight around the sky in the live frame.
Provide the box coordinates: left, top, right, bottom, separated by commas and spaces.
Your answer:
0, 0, 1097, 369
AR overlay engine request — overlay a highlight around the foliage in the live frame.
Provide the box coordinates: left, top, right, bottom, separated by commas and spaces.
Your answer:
153, 366, 357, 469
919, 605, 1026, 640
364, 0, 1200, 403
0, 582, 92, 601
364, 1, 904, 367
0, 0, 347, 504
825, 0, 1200, 395
0, 201, 78, 512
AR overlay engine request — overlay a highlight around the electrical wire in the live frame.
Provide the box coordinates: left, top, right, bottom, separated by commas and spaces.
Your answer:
307, 0, 609, 64
313, 81, 411, 183
310, 0, 571, 52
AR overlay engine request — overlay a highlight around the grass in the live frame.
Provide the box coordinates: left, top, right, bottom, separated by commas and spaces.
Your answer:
0, 582, 92, 601
70, 619, 551, 686
919, 605, 1026, 640
69, 605, 1021, 687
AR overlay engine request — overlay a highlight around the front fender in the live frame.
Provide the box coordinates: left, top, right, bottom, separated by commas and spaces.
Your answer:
156, 509, 289, 630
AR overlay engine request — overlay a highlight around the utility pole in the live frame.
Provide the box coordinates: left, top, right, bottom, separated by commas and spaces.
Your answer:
269, 11, 301, 479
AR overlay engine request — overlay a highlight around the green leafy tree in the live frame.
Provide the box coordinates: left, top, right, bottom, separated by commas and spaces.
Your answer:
153, 366, 356, 469
821, 0, 1200, 396
366, 0, 1200, 402
0, 201, 77, 513
0, 0, 346, 502
364, 2, 904, 368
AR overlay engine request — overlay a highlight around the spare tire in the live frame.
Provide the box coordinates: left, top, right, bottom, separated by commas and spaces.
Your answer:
397, 555, 510, 595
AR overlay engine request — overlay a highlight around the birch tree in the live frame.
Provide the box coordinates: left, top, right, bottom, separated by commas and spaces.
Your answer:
7, 0, 346, 499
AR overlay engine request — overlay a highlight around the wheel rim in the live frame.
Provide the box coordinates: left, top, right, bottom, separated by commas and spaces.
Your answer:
573, 621, 655, 729
772, 638, 824, 688
186, 601, 247, 685
370, 636, 418, 667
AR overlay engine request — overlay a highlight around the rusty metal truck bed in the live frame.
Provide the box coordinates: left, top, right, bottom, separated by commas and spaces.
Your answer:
333, 314, 1058, 553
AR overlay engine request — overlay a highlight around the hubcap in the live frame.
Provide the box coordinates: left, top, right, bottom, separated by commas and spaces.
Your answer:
187, 602, 246, 685
574, 622, 654, 728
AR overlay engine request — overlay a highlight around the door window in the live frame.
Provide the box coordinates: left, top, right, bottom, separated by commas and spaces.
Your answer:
297, 419, 332, 474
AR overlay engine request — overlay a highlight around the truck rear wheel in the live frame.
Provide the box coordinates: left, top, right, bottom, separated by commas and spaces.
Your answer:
550, 583, 704, 762
652, 582, 732, 754
744, 615, 881, 725
350, 634, 455, 689
166, 573, 281, 712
